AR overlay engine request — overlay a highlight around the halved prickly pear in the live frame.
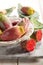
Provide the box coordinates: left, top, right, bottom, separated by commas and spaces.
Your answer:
21, 7, 35, 16
21, 39, 36, 52
25, 39, 36, 51
1, 26, 25, 41
36, 30, 42, 41
30, 30, 42, 42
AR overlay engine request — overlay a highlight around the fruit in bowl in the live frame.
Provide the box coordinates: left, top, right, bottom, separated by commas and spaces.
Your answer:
18, 4, 39, 19
21, 7, 35, 16
0, 15, 34, 42
1, 26, 25, 41
0, 13, 12, 31
20, 30, 42, 52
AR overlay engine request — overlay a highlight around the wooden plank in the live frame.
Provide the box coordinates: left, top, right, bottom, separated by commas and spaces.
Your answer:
0, 63, 16, 65
0, 59, 17, 65
18, 58, 43, 65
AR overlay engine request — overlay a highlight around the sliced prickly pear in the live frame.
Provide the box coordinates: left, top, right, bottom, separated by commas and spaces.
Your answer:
36, 30, 42, 41
30, 30, 42, 42
21, 7, 35, 15
1, 26, 25, 41
21, 39, 36, 52
25, 39, 36, 51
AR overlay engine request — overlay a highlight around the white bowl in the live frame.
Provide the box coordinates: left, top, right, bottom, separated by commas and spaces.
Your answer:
0, 16, 34, 46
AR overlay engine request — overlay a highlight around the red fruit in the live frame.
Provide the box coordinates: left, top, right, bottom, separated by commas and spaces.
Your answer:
36, 30, 42, 41
3, 22, 12, 29
1, 26, 22, 41
21, 7, 28, 15
21, 7, 35, 15
25, 39, 36, 51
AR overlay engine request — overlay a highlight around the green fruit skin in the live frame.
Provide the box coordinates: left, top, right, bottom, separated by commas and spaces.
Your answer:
30, 31, 37, 42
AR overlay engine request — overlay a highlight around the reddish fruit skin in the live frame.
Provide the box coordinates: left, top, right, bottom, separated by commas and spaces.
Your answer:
36, 30, 42, 41
25, 39, 36, 51
1, 26, 22, 41
21, 7, 28, 15
0, 21, 12, 31
30, 30, 42, 42
3, 22, 12, 29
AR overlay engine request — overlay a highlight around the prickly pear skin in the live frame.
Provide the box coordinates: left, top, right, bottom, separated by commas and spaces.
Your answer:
21, 7, 28, 15
21, 7, 35, 15
36, 30, 42, 41
30, 30, 42, 42
1, 26, 25, 41
21, 39, 36, 52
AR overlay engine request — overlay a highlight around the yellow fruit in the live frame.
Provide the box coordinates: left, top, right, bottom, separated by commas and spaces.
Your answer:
21, 7, 35, 15
27, 7, 35, 15
19, 26, 25, 36
0, 30, 3, 35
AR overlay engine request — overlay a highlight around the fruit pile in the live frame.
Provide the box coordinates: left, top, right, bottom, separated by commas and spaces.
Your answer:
18, 4, 43, 52
20, 29, 42, 52
0, 13, 32, 41
18, 4, 39, 19
0, 5, 43, 52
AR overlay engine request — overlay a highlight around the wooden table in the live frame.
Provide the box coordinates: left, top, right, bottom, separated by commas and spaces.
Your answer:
0, 38, 42, 65
0, 58, 43, 65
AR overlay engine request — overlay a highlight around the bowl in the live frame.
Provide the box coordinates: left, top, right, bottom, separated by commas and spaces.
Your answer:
0, 16, 34, 46
18, 4, 39, 19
